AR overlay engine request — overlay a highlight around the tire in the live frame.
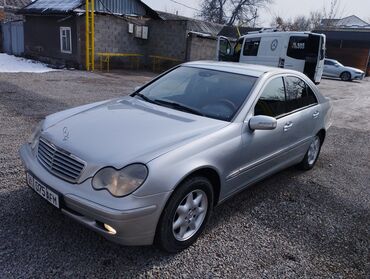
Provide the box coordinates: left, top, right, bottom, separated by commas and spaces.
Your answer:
297, 135, 322, 170
340, 71, 351, 81
155, 176, 213, 253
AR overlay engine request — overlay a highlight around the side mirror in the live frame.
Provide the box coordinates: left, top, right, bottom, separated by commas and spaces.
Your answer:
249, 115, 277, 130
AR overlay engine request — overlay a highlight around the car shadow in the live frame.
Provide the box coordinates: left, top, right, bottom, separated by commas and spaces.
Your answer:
322, 77, 363, 83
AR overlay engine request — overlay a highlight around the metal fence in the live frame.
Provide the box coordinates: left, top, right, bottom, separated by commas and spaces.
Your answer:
2, 20, 24, 55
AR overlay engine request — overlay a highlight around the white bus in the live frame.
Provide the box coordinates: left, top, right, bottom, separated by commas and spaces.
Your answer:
217, 31, 326, 83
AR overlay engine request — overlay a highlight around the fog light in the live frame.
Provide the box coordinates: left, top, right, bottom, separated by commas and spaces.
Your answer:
104, 223, 117, 235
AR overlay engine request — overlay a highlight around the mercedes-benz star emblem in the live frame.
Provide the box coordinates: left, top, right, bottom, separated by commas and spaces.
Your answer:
271, 39, 278, 51
63, 127, 70, 141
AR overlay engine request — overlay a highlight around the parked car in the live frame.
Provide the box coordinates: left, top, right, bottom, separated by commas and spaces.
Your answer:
323, 58, 365, 81
20, 62, 332, 253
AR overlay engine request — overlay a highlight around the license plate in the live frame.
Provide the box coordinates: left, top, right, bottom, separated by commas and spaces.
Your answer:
26, 172, 60, 209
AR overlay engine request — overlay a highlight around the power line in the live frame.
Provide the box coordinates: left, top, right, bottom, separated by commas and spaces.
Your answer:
169, 0, 201, 12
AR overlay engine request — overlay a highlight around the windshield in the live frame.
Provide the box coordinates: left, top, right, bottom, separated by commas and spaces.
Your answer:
133, 66, 257, 122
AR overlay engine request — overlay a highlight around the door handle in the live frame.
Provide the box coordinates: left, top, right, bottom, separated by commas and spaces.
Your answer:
283, 121, 293, 132
312, 111, 320, 118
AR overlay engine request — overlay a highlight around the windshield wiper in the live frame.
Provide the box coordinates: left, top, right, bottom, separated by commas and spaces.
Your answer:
133, 93, 156, 104
153, 99, 205, 116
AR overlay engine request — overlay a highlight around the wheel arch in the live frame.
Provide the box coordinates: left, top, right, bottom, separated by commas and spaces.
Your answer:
317, 129, 326, 144
153, 166, 222, 247
172, 166, 222, 207
341, 70, 352, 80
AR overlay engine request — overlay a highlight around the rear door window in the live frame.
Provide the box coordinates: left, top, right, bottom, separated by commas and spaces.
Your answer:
254, 77, 286, 118
243, 38, 261, 56
284, 76, 318, 112
287, 36, 307, 60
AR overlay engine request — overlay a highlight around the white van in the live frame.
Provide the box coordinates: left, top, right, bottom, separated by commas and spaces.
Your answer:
217, 31, 326, 83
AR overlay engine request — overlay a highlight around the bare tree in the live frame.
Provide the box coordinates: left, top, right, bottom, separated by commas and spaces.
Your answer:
309, 11, 323, 30
199, 0, 271, 26
291, 16, 311, 31
271, 15, 311, 31
199, 0, 227, 24
321, 0, 344, 28
271, 0, 345, 31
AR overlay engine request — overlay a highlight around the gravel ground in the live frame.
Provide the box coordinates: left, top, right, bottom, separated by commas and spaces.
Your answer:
0, 70, 369, 278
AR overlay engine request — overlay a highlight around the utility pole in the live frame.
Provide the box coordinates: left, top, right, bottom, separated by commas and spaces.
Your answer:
85, 0, 95, 71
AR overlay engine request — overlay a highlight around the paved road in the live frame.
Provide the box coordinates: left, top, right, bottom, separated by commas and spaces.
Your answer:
0, 71, 369, 278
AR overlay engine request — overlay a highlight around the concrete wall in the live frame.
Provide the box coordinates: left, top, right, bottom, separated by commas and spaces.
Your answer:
147, 20, 188, 60
94, 14, 147, 54
93, 14, 148, 69
93, 15, 189, 70
186, 33, 217, 61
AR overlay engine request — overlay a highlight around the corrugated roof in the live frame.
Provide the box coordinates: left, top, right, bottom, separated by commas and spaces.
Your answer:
5, 0, 31, 8
156, 11, 189, 21
187, 20, 223, 37
19, 0, 83, 14
18, 0, 159, 17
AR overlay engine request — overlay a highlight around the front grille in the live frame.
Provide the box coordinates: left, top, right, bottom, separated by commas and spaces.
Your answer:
37, 138, 86, 183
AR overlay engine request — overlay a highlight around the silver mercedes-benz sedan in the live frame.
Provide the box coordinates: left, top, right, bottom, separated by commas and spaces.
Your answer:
20, 61, 332, 252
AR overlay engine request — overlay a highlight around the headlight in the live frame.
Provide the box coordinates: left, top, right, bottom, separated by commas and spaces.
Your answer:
28, 119, 44, 150
92, 164, 148, 197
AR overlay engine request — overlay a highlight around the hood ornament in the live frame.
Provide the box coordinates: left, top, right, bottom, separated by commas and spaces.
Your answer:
63, 127, 70, 141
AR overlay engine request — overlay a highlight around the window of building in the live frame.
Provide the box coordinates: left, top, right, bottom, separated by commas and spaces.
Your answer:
243, 38, 261, 56
134, 25, 149, 39
284, 76, 318, 112
254, 77, 286, 118
60, 27, 72, 54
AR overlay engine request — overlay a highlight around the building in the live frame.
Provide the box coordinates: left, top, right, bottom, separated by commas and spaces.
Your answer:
17, 0, 223, 70
316, 16, 370, 76
321, 15, 370, 29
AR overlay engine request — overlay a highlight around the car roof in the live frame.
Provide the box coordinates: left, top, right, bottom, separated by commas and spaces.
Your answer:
183, 61, 297, 78
240, 31, 323, 38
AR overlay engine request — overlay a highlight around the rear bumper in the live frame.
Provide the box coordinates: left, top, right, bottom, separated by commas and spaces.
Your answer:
19, 143, 172, 246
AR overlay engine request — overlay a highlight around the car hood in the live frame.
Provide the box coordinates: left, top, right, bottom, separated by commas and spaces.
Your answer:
41, 97, 229, 169
344, 66, 364, 73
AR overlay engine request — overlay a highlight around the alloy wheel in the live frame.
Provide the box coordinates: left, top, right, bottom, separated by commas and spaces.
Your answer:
172, 189, 208, 241
307, 136, 320, 165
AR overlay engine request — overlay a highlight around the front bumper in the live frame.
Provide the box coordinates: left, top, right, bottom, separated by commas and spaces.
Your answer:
19, 144, 172, 246
353, 73, 365, 80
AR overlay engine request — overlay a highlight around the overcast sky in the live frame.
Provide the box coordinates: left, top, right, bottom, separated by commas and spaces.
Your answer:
142, 0, 370, 26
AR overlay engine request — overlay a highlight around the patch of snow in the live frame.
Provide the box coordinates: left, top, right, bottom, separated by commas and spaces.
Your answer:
0, 54, 56, 73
